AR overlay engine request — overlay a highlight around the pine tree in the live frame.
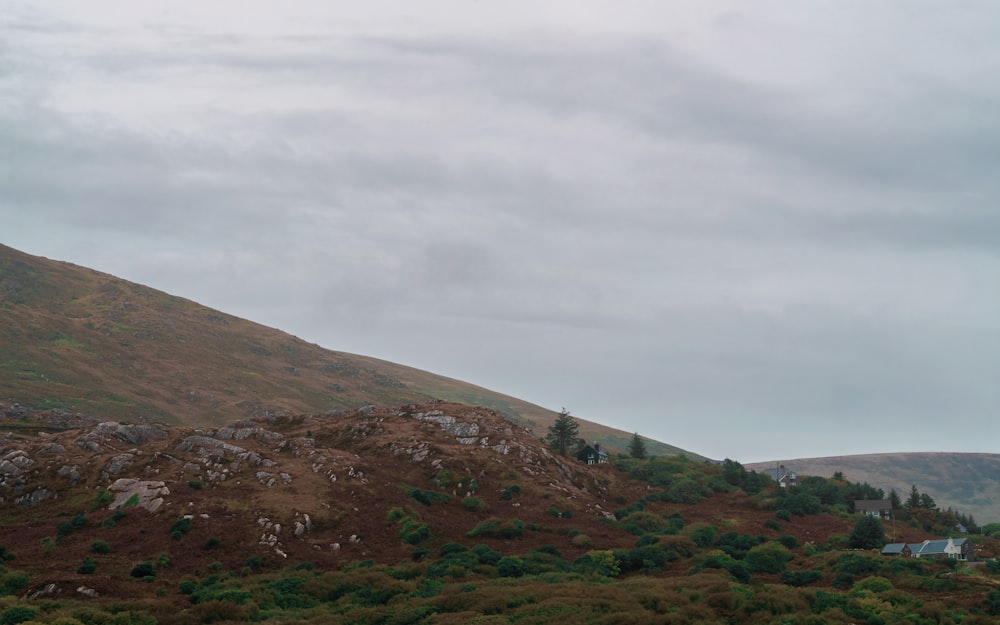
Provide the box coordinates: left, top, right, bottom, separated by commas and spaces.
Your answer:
848, 514, 887, 549
545, 409, 581, 456
628, 432, 647, 459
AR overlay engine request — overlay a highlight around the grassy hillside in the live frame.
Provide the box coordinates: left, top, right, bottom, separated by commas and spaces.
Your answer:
1, 406, 999, 624
0, 243, 691, 458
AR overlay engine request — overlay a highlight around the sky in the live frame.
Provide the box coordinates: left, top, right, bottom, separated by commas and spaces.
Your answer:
2, 1, 998, 463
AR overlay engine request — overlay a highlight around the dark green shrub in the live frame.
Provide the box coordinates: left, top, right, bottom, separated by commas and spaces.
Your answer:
170, 516, 192, 540
244, 556, 262, 570
496, 556, 525, 577
399, 519, 431, 545
780, 570, 822, 586
471, 544, 501, 566
0, 546, 11, 563
745, 542, 792, 574
764, 519, 781, 531
777, 534, 799, 549
775, 509, 792, 521
1, 572, 29, 595
500, 485, 521, 501
439, 543, 468, 557
407, 488, 450, 506
615, 545, 672, 573
689, 524, 717, 548
130, 562, 156, 578
986, 588, 1000, 616
986, 560, 1000, 574
0, 606, 38, 625
178, 579, 197, 595
187, 480, 203, 490
467, 518, 524, 539
204, 537, 221, 550
463, 497, 485, 511
89, 540, 111, 554
77, 557, 97, 574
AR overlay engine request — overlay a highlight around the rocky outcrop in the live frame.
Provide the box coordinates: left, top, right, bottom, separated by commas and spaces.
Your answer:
107, 478, 170, 512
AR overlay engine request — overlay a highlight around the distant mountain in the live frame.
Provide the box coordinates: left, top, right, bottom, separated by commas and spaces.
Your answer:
747, 452, 1000, 524
0, 243, 693, 458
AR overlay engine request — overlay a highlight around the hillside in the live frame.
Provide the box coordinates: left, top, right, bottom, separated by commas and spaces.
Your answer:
2, 403, 1000, 624
747, 453, 1000, 526
0, 243, 690, 458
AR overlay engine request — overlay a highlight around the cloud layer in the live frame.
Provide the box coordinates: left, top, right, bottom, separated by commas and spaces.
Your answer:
3, 1, 999, 461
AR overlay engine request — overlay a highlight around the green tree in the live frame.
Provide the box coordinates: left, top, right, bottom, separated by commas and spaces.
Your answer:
905, 485, 921, 512
888, 489, 902, 512
545, 409, 581, 456
627, 432, 647, 459
848, 515, 887, 549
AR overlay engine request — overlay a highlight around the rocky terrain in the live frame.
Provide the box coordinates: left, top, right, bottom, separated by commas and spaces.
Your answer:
0, 401, 651, 600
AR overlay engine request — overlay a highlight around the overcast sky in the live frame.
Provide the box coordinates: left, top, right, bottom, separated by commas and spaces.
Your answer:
3, 1, 999, 462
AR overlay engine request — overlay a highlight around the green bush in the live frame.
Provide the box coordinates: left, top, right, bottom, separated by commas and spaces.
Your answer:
170, 517, 192, 540
407, 488, 450, 506
89, 540, 111, 554
187, 480, 203, 490
463, 497, 485, 511
775, 509, 792, 522
130, 562, 156, 578
467, 518, 525, 539
986, 587, 1000, 616
745, 542, 792, 574
204, 537, 221, 550
496, 556, 525, 577
0, 606, 38, 625
780, 570, 822, 586
764, 519, 781, 531
500, 485, 521, 501
399, 519, 431, 545
77, 557, 97, 574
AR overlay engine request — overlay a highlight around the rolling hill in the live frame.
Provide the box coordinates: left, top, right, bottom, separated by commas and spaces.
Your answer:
0, 243, 689, 458
747, 453, 1000, 527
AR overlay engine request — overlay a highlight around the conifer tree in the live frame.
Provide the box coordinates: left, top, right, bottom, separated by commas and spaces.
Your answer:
628, 432, 647, 459
546, 409, 581, 456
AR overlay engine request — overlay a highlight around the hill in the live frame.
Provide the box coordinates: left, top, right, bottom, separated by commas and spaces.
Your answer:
0, 243, 691, 458
747, 453, 1000, 526
2, 404, 999, 624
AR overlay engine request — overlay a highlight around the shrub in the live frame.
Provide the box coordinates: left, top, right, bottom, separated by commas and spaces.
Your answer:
407, 488, 450, 506
89, 540, 111, 554
463, 497, 485, 511
688, 524, 717, 548
186, 480, 203, 490
170, 517, 192, 540
0, 606, 38, 625
178, 579, 197, 595
745, 542, 792, 574
204, 537, 221, 550
775, 509, 792, 522
852, 575, 893, 594
780, 570, 822, 586
398, 519, 431, 545
471, 544, 501, 566
244, 556, 262, 570
496, 556, 525, 577
764, 519, 781, 531
77, 557, 97, 574
986, 588, 1000, 616
500, 485, 521, 501
130, 562, 156, 578
467, 518, 524, 539
0, 546, 12, 562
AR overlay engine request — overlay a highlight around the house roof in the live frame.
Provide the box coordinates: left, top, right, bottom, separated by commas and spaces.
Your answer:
855, 500, 891, 512
881, 543, 909, 555
911, 538, 966, 555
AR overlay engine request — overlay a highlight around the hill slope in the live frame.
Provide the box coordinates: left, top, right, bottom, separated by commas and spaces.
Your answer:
2, 403, 999, 624
0, 243, 691, 458
747, 453, 1000, 525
